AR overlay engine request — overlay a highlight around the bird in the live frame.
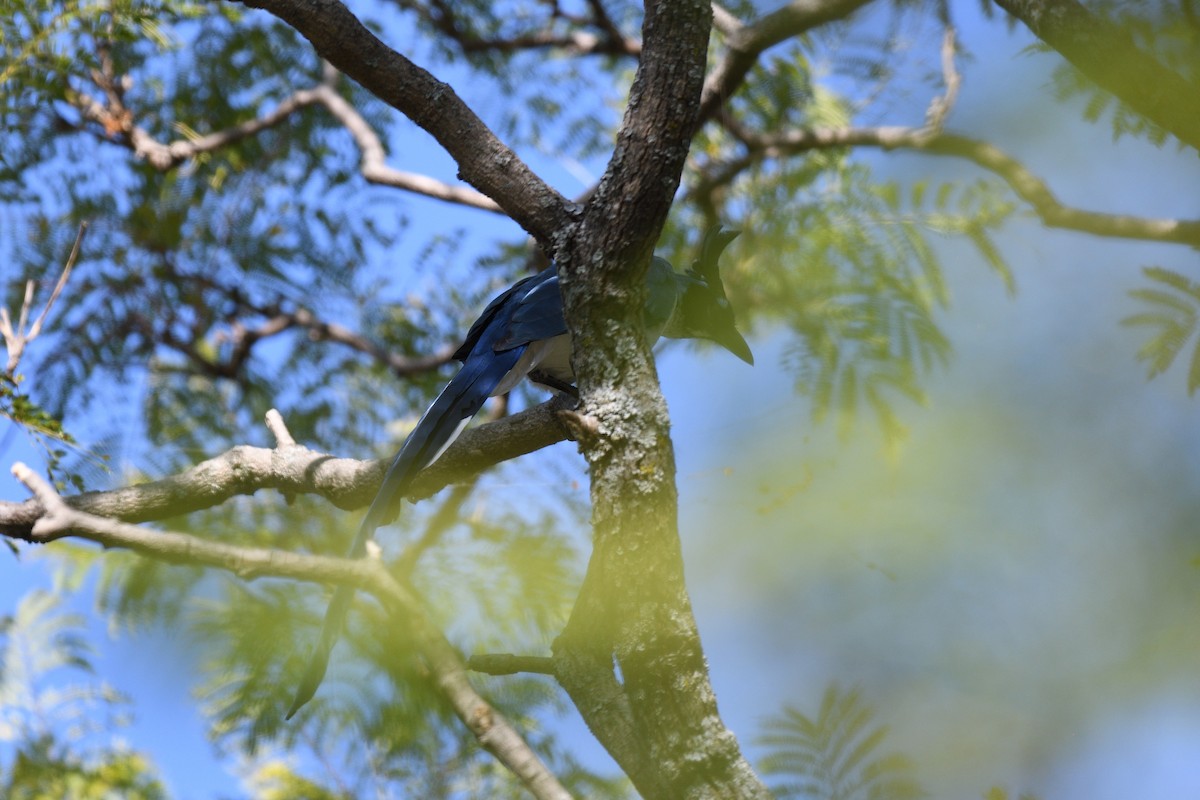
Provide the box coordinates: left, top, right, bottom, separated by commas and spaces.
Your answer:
286, 228, 753, 719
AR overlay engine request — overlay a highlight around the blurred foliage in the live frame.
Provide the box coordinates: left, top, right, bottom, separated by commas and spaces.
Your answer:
983, 788, 1041, 800
0, 373, 86, 493
0, 589, 167, 799
758, 684, 925, 800
1040, 1, 1200, 147
1122, 266, 1200, 393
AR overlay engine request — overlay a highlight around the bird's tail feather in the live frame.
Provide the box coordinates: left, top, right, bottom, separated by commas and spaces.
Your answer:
285, 548, 364, 719
286, 344, 526, 719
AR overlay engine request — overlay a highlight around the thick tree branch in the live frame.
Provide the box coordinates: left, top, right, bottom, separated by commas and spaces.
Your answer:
994, 0, 1200, 154
548, 0, 773, 797
12, 463, 573, 800
231, 0, 572, 242
0, 400, 573, 539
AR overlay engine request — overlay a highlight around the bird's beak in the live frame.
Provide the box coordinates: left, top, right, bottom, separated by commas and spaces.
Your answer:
713, 326, 754, 366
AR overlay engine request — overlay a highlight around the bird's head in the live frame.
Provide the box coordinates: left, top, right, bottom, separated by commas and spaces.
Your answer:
670, 227, 754, 365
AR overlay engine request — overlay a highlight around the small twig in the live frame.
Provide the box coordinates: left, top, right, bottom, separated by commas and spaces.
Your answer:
918, 26, 960, 142
265, 408, 296, 448
1, 222, 88, 376
710, 2, 744, 36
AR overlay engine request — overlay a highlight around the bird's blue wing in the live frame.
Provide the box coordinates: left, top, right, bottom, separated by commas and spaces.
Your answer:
495, 271, 566, 351
453, 267, 556, 360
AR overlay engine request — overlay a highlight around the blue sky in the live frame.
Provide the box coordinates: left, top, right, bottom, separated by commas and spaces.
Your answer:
3, 1, 1200, 798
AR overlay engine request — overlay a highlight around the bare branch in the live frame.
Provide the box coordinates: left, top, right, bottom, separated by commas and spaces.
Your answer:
1, 222, 88, 376
234, 0, 572, 243
214, 303, 458, 380
694, 25, 1200, 248
265, 408, 297, 448
0, 397, 574, 539
699, 0, 877, 124
76, 73, 505, 214
696, 124, 1200, 247
307, 81, 503, 212
399, 0, 639, 57
710, 2, 744, 37
10, 462, 573, 800
923, 26, 961, 137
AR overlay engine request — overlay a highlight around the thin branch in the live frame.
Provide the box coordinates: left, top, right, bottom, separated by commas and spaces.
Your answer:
698, 0, 878, 124
11, 462, 573, 800
75, 74, 504, 214
306, 81, 502, 212
265, 408, 296, 448
234, 0, 572, 243
394, 482, 474, 577
923, 26, 960, 136
215, 304, 458, 379
696, 124, 1200, 247
710, 2, 744, 37
0, 222, 88, 376
693, 25, 1200, 248
398, 0, 639, 57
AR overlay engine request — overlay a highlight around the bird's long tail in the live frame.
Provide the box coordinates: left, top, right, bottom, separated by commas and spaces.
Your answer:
286, 343, 526, 719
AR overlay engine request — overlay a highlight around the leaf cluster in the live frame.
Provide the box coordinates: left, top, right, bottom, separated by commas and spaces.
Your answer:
757, 684, 925, 800
1122, 266, 1200, 393
0, 589, 166, 799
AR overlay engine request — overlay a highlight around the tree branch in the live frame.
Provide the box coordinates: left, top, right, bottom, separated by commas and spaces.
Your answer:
698, 0, 877, 125
392, 0, 639, 57
0, 222, 88, 376
75, 61, 504, 214
231, 0, 572, 242
695, 25, 1200, 248
549, 0, 774, 796
216, 304, 458, 380
994, 0, 1200, 154
697, 124, 1200, 247
11, 462, 573, 800
0, 399, 573, 539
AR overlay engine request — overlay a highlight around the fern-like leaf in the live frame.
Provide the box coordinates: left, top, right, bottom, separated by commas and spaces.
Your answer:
757, 684, 925, 800
1122, 267, 1200, 391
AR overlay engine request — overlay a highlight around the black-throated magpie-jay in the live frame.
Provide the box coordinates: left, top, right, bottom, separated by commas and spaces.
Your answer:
286, 229, 752, 718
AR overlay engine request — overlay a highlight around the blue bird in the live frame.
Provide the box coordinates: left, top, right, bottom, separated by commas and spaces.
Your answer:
286, 229, 752, 718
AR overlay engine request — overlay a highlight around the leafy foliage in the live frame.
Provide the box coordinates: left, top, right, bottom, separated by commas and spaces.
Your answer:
757, 684, 925, 800
0, 589, 166, 799
1122, 266, 1200, 393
